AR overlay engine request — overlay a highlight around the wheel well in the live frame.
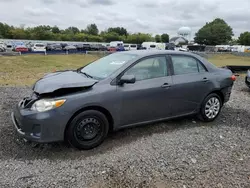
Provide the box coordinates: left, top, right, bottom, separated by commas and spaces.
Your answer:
210, 90, 224, 103
65, 106, 114, 137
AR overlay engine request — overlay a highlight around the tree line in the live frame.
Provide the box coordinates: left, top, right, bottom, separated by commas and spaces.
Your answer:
194, 18, 250, 45
0, 18, 250, 45
0, 23, 169, 44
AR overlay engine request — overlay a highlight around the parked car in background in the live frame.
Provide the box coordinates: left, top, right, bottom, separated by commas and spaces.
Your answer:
90, 44, 107, 51
60, 43, 68, 49
124, 44, 130, 51
31, 43, 46, 52
5, 44, 14, 51
12, 50, 236, 150
108, 41, 125, 52
15, 45, 29, 52
82, 44, 91, 51
124, 44, 138, 51
0, 46, 5, 52
63, 45, 77, 51
130, 44, 137, 51
165, 43, 175, 50
137, 44, 146, 50
46, 44, 62, 51
0, 42, 6, 52
246, 70, 250, 88
142, 42, 157, 50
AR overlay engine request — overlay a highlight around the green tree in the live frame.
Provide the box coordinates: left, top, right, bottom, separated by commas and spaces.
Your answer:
238, 32, 250, 45
125, 33, 153, 44
101, 32, 121, 42
51, 26, 60, 34
65, 26, 80, 34
194, 18, 234, 45
0, 22, 13, 38
9, 28, 27, 39
155, 34, 161, 42
161, 33, 169, 43
86, 24, 99, 35
107, 27, 128, 36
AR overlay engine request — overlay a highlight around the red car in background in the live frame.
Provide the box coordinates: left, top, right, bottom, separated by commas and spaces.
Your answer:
15, 45, 29, 52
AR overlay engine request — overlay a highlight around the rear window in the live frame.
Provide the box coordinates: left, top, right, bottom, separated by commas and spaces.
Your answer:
150, 45, 156, 48
124, 45, 129, 47
35, 44, 45, 47
130, 45, 137, 47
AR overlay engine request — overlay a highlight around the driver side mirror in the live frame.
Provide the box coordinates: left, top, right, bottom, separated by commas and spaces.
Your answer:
119, 75, 136, 85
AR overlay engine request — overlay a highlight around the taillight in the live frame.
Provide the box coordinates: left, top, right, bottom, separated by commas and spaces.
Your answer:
231, 75, 236, 81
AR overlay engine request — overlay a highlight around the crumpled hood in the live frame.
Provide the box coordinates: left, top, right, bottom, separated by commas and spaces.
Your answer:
32, 70, 98, 94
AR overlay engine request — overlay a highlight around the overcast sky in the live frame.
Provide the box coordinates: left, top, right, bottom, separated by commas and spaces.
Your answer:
0, 0, 249, 38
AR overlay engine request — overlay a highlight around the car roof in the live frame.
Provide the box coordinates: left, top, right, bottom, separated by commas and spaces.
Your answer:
119, 50, 195, 57
115, 50, 217, 71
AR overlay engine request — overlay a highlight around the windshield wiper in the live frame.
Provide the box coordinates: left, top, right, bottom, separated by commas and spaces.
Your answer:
81, 72, 93, 78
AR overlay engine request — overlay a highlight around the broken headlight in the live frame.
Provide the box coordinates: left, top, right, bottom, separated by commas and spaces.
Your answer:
31, 99, 66, 112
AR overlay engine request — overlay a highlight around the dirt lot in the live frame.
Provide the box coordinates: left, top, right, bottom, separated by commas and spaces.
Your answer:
0, 75, 249, 187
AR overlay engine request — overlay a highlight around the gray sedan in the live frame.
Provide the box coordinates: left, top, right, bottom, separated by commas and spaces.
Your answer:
12, 50, 236, 149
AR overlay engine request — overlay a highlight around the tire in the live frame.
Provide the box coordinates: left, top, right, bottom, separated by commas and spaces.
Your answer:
66, 110, 109, 150
198, 93, 222, 122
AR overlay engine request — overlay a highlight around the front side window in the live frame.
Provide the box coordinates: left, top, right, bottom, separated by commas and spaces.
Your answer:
124, 56, 168, 81
80, 53, 138, 79
171, 55, 206, 75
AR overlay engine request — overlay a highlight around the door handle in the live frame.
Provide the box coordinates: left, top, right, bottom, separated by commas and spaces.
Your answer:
161, 83, 171, 88
202, 77, 209, 82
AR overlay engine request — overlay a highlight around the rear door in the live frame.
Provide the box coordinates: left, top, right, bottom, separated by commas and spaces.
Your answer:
169, 54, 213, 116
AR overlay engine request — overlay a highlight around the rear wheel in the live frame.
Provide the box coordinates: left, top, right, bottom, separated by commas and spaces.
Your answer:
198, 93, 222, 122
66, 110, 109, 150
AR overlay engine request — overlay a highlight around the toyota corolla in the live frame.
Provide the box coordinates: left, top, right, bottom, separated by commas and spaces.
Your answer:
12, 50, 236, 150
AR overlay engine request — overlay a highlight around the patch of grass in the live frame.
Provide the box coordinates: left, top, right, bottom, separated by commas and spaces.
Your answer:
208, 54, 250, 66
0, 54, 249, 86
0, 54, 99, 86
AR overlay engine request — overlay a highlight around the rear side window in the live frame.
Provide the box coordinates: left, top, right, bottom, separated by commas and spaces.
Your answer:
171, 55, 206, 75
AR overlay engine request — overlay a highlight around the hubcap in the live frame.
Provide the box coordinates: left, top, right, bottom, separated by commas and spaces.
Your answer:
205, 97, 220, 119
75, 118, 100, 141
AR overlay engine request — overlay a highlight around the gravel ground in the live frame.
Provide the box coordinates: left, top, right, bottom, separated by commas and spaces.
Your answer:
0, 76, 249, 188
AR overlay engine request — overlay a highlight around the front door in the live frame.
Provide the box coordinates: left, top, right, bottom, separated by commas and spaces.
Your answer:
117, 55, 174, 126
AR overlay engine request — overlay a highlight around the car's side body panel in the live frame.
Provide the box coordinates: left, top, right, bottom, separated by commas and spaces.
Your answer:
12, 50, 235, 143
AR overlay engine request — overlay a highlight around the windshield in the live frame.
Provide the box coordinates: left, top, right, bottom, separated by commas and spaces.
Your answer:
80, 53, 138, 79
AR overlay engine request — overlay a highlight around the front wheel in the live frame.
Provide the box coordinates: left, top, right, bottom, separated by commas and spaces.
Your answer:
198, 93, 222, 122
66, 110, 109, 150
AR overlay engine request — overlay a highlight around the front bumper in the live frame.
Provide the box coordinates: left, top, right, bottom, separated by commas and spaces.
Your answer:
245, 76, 250, 88
11, 100, 69, 143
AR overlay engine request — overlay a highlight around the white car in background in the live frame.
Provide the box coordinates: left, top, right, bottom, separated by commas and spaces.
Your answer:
123, 44, 138, 51
31, 43, 46, 52
129, 44, 137, 50
124, 44, 130, 51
